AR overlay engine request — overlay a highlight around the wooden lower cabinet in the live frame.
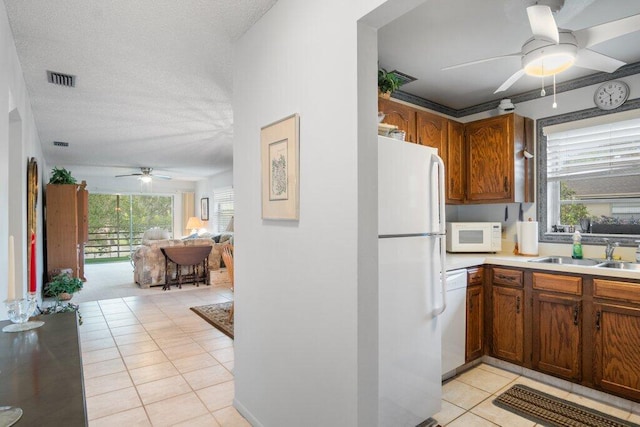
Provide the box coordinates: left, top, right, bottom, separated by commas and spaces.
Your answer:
492, 286, 524, 364
532, 292, 582, 381
466, 284, 483, 362
593, 302, 640, 401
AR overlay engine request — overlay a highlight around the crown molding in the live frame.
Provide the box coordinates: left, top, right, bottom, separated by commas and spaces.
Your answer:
390, 61, 640, 119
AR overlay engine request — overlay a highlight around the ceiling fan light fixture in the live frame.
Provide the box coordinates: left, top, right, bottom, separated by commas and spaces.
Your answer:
522, 45, 577, 76
140, 175, 152, 183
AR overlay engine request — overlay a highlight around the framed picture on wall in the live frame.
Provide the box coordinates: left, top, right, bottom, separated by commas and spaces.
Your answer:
261, 113, 300, 220
201, 197, 209, 221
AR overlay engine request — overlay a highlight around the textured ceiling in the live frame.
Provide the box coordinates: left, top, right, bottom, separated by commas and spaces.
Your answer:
379, 0, 640, 110
4, 0, 277, 181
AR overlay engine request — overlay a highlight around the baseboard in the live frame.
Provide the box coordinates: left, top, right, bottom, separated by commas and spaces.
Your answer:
234, 398, 265, 427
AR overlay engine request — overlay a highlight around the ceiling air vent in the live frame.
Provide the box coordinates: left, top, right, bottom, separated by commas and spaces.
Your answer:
53, 141, 69, 147
389, 70, 417, 87
47, 70, 76, 87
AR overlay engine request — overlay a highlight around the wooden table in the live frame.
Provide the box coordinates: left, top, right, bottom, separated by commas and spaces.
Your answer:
161, 245, 212, 290
0, 312, 87, 426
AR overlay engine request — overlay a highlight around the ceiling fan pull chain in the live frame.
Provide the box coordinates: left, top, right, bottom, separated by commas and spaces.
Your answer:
540, 73, 546, 97
552, 74, 558, 109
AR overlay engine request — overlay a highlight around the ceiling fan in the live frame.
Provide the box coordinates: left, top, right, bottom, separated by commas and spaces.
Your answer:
443, 1, 640, 94
115, 167, 171, 182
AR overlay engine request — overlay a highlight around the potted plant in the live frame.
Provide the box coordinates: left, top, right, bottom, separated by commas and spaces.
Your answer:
49, 166, 77, 184
378, 68, 402, 99
45, 273, 83, 301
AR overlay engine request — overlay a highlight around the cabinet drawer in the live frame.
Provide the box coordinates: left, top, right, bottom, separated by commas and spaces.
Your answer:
533, 272, 582, 295
492, 267, 523, 287
594, 279, 640, 304
468, 267, 484, 286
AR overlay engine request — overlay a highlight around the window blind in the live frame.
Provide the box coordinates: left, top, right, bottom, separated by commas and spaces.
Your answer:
214, 188, 234, 233
547, 117, 640, 182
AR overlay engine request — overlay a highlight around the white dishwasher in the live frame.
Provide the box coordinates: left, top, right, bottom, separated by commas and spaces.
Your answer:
441, 268, 467, 379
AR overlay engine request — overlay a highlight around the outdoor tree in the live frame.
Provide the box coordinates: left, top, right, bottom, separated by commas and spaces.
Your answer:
560, 182, 589, 226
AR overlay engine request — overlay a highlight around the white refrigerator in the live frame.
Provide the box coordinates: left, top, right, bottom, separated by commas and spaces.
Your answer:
378, 135, 447, 427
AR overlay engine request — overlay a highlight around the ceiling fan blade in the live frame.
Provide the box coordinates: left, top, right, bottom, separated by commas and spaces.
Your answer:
573, 13, 640, 48
152, 174, 172, 180
527, 5, 559, 43
442, 53, 520, 71
115, 173, 142, 178
494, 69, 526, 93
574, 48, 626, 73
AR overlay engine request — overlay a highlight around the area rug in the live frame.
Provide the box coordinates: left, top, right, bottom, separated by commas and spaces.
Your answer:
190, 302, 234, 339
494, 384, 639, 427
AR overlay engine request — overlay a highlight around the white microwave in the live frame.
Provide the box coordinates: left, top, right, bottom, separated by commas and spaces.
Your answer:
446, 222, 502, 253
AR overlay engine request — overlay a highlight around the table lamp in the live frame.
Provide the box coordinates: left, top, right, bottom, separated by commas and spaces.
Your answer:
186, 216, 203, 235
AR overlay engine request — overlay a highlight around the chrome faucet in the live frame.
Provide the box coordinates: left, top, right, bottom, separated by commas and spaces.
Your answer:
604, 238, 620, 261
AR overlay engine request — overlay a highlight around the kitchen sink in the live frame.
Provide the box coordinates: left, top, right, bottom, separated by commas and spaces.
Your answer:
595, 261, 640, 271
528, 256, 601, 266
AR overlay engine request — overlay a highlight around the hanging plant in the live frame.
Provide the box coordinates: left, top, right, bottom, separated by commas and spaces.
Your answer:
49, 167, 77, 184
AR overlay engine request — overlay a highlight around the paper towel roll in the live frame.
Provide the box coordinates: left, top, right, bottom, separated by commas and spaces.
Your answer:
519, 221, 539, 256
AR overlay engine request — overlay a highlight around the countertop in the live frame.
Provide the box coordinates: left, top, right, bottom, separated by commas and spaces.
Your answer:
446, 252, 640, 281
0, 312, 87, 426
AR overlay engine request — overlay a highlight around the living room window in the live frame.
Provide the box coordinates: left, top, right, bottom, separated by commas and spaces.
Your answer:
87, 194, 174, 261
543, 110, 640, 239
213, 188, 234, 233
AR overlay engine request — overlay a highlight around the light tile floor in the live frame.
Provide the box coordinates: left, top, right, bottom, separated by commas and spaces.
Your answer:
78, 284, 249, 426
77, 263, 640, 426
435, 363, 640, 426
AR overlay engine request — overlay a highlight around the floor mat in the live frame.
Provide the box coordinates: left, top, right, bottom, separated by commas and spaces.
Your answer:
494, 384, 639, 427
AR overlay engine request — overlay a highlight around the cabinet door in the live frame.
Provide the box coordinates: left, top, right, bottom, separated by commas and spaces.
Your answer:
416, 110, 447, 155
446, 120, 465, 204
492, 285, 524, 364
378, 98, 417, 143
45, 184, 80, 278
466, 284, 484, 362
465, 114, 514, 202
593, 302, 640, 401
532, 292, 581, 381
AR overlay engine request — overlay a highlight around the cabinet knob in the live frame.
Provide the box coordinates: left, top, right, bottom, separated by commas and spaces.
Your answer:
595, 310, 601, 330
516, 296, 521, 314
503, 176, 509, 193
573, 303, 579, 326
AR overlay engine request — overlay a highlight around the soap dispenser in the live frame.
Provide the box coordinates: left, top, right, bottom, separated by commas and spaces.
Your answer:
572, 230, 583, 259
636, 240, 640, 263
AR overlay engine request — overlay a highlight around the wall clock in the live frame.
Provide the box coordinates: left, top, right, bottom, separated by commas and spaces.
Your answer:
594, 81, 629, 110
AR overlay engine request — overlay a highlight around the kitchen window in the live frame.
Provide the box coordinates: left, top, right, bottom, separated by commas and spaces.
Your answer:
538, 104, 640, 245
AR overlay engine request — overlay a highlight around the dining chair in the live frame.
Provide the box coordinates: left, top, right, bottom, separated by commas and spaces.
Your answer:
221, 245, 234, 322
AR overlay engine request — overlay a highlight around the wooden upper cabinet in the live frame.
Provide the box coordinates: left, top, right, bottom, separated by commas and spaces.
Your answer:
466, 114, 515, 202
416, 110, 447, 155
378, 98, 417, 143
447, 120, 465, 204
464, 113, 532, 204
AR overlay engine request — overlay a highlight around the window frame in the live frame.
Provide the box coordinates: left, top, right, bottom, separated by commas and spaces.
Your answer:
537, 99, 640, 247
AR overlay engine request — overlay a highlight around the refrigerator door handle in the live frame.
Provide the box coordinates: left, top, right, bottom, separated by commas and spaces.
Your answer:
431, 153, 447, 317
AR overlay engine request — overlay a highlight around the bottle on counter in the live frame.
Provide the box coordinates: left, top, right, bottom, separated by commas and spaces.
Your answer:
572, 230, 583, 259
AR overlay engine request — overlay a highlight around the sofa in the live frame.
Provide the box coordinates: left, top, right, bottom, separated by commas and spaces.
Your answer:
132, 228, 231, 288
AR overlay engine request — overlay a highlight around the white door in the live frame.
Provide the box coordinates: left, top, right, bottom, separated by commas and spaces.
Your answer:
379, 235, 442, 427
378, 136, 438, 235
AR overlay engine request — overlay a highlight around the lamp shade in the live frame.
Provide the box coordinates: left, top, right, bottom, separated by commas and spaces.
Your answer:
186, 216, 203, 231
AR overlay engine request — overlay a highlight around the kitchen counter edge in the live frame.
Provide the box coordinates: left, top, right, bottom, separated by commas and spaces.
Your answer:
446, 253, 640, 281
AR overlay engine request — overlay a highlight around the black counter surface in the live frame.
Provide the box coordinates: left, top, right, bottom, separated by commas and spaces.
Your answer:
0, 312, 87, 426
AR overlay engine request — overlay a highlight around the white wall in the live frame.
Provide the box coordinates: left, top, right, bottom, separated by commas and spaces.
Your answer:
233, 0, 424, 425
1, 2, 45, 319
195, 169, 232, 233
